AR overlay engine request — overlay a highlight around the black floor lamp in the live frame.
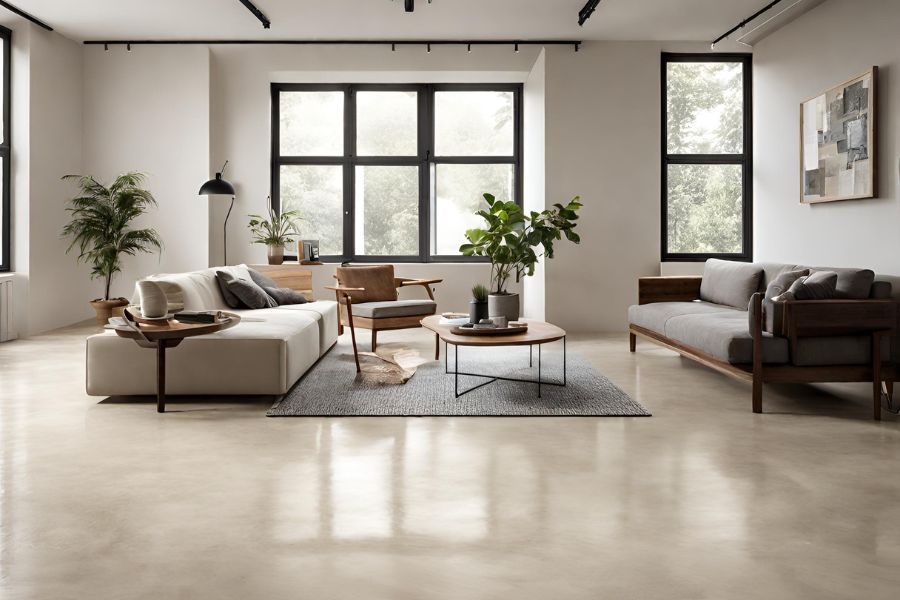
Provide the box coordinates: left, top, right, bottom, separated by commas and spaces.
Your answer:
199, 161, 236, 266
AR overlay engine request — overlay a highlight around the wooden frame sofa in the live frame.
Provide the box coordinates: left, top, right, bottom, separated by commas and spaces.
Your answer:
628, 261, 900, 420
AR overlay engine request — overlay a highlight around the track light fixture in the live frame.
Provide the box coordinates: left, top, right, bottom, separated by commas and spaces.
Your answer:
578, 0, 602, 26
104, 43, 108, 51
711, 0, 783, 48
0, 1, 53, 31
85, 40, 583, 53
238, 0, 271, 29
391, 43, 396, 51
426, 43, 431, 53
126, 43, 132, 52
398, 0, 433, 13
467, 44, 471, 53
514, 43, 519, 53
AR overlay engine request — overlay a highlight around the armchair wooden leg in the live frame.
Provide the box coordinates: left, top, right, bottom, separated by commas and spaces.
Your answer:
752, 377, 763, 414
335, 290, 344, 336
629, 332, 636, 352
751, 293, 763, 414
371, 329, 378, 353
345, 297, 360, 373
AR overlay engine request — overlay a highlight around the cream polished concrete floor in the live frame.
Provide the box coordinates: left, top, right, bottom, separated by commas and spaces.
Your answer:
1, 323, 899, 599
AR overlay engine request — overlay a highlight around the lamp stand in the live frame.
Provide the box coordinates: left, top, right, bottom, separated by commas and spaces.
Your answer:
223, 196, 234, 266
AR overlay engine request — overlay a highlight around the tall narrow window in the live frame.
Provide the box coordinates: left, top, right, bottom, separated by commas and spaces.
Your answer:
662, 53, 752, 262
271, 83, 521, 263
0, 26, 11, 272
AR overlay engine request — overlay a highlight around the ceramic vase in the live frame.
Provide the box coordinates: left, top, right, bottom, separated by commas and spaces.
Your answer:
267, 244, 285, 265
137, 280, 168, 318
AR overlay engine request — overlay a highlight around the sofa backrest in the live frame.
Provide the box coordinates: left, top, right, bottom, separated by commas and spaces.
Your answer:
132, 264, 255, 311
754, 262, 890, 300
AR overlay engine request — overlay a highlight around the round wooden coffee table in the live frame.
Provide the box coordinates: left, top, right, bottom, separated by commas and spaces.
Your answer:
114, 311, 240, 412
420, 315, 566, 398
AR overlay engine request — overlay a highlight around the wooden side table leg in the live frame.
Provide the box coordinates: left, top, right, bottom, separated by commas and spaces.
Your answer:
345, 295, 361, 373
434, 332, 440, 361
157, 341, 166, 413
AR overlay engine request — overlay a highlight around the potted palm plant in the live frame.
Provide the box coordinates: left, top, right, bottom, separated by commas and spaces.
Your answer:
247, 204, 303, 265
62, 173, 164, 325
460, 194, 582, 321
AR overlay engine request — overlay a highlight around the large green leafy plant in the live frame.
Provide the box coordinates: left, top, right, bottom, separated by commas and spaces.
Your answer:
247, 205, 303, 246
62, 173, 163, 301
460, 194, 583, 294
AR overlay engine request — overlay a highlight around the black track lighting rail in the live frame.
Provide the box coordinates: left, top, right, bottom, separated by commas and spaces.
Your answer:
85, 39, 583, 51
711, 0, 784, 47
578, 0, 602, 27
237, 0, 271, 29
0, 0, 53, 31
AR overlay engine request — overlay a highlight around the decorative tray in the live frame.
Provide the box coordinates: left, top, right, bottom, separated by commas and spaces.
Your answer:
450, 323, 528, 336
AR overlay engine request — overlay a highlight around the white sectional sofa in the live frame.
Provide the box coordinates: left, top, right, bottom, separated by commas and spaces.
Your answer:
86, 265, 338, 397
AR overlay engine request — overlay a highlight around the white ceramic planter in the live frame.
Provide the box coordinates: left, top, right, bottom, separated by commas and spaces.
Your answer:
488, 293, 520, 322
137, 280, 168, 318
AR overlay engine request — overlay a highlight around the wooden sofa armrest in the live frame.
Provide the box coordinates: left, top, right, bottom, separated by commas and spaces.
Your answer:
781, 299, 900, 338
638, 276, 702, 305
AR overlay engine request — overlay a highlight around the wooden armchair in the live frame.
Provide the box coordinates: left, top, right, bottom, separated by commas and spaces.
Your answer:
325, 265, 442, 371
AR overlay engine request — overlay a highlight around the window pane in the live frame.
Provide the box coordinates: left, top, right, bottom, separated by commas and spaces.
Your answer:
433, 164, 514, 256
434, 91, 514, 156
0, 41, 4, 145
667, 164, 743, 255
280, 165, 343, 256
280, 91, 344, 156
667, 62, 743, 154
354, 166, 419, 256
356, 91, 418, 156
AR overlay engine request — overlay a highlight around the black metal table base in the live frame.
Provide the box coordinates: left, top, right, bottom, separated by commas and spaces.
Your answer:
445, 337, 567, 398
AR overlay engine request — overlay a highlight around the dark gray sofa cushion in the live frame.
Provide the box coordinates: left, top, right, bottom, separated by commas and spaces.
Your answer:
781, 271, 838, 301
794, 335, 891, 367
248, 268, 279, 289
755, 269, 809, 333
813, 267, 875, 299
214, 271, 243, 309
352, 299, 436, 319
224, 276, 278, 309
700, 259, 763, 310
628, 301, 737, 335
263, 286, 308, 305
664, 310, 789, 364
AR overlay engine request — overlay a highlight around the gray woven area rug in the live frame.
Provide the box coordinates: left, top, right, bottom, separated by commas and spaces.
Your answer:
268, 343, 651, 417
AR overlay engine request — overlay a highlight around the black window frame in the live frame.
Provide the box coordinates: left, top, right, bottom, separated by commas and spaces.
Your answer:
661, 52, 753, 263
0, 26, 11, 272
271, 82, 522, 263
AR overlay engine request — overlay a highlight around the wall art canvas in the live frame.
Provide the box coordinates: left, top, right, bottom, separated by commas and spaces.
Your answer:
800, 67, 877, 203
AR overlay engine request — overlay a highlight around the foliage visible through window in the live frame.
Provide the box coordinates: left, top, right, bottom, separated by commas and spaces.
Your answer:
663, 55, 751, 261
272, 84, 520, 262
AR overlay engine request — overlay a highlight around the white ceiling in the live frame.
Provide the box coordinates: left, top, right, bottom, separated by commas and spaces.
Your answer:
13, 0, 769, 43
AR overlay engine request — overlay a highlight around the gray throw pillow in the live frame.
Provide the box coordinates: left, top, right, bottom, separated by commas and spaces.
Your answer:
225, 278, 278, 309
215, 271, 243, 309
778, 271, 838, 301
248, 268, 279, 289
263, 286, 308, 305
818, 267, 875, 299
700, 259, 764, 310
750, 269, 809, 334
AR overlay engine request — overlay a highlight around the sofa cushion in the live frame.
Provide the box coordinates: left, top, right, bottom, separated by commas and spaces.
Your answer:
793, 335, 891, 367
664, 310, 789, 364
700, 259, 763, 310
249, 268, 279, 289
225, 275, 278, 309
628, 301, 737, 335
352, 299, 437, 319
780, 271, 838, 301
215, 271, 243, 308
758, 269, 809, 333
264, 286, 308, 305
812, 267, 875, 299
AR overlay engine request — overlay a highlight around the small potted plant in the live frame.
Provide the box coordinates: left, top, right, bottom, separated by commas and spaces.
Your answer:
469, 284, 490, 324
461, 193, 582, 321
62, 173, 163, 325
248, 203, 303, 265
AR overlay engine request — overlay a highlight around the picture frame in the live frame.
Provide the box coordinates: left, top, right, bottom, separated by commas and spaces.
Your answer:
800, 67, 877, 204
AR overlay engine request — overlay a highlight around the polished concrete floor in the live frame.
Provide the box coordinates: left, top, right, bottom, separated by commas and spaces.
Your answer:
1, 323, 899, 599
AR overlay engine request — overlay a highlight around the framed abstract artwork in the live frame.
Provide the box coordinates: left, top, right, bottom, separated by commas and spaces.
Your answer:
800, 67, 877, 204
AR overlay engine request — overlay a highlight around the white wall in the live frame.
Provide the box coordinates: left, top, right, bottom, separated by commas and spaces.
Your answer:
754, 0, 900, 274
522, 49, 546, 321
82, 45, 210, 300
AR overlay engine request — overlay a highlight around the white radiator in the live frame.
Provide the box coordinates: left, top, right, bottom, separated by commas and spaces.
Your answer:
0, 276, 15, 342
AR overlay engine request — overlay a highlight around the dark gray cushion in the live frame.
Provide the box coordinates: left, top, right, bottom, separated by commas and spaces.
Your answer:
214, 271, 243, 309
793, 335, 891, 367
663, 310, 789, 364
628, 301, 738, 334
225, 277, 277, 309
352, 300, 437, 319
263, 286, 308, 305
871, 280, 893, 299
700, 259, 763, 310
249, 268, 279, 289
754, 269, 809, 333
813, 267, 875, 299
782, 271, 838, 301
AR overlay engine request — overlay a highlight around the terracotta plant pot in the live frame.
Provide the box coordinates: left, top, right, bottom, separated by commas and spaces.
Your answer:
488, 293, 520, 322
90, 298, 130, 326
267, 244, 285, 265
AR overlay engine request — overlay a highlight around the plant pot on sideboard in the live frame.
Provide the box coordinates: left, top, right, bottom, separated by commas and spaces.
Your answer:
267, 244, 285, 265
488, 293, 520, 322
90, 298, 129, 326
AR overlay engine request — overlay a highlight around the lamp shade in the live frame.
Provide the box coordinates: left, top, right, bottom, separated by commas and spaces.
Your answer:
198, 173, 235, 196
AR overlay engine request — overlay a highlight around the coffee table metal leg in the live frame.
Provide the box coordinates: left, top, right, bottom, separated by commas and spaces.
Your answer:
538, 343, 542, 398
563, 336, 567, 386
454, 344, 458, 397
156, 341, 166, 413
529, 345, 533, 368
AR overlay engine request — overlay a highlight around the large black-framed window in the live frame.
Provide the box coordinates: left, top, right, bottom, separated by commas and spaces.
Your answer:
271, 83, 522, 263
0, 26, 11, 272
662, 53, 752, 262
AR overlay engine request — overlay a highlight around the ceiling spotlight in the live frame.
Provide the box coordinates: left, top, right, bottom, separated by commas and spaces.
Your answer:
426, 43, 431, 53
467, 43, 471, 53
126, 43, 132, 52
514, 43, 519, 53
391, 43, 396, 52
104, 43, 108, 51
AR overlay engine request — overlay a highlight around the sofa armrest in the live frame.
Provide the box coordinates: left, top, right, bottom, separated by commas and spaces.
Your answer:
638, 276, 702, 305
780, 299, 900, 338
